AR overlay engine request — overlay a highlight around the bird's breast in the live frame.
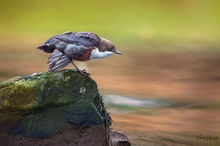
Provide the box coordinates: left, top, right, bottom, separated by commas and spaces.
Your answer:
89, 48, 114, 60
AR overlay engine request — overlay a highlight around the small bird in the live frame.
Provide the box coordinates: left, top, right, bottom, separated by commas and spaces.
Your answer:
37, 31, 122, 75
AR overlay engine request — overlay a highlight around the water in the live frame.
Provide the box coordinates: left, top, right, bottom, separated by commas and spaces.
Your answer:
103, 94, 220, 146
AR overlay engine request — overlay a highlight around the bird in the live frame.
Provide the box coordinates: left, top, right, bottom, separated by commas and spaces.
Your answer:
37, 31, 122, 75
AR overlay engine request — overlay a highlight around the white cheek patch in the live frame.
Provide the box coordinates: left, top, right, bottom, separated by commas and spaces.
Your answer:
90, 48, 114, 60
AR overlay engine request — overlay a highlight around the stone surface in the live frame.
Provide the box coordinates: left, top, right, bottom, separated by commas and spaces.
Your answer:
0, 69, 110, 138
110, 130, 131, 146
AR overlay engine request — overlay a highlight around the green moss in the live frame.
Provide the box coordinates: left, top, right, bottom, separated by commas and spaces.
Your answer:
0, 69, 99, 112
0, 78, 37, 111
33, 70, 99, 109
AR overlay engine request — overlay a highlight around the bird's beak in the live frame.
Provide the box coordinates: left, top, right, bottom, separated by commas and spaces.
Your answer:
115, 50, 123, 55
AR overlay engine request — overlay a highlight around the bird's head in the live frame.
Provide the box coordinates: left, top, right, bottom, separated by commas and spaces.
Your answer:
99, 38, 122, 55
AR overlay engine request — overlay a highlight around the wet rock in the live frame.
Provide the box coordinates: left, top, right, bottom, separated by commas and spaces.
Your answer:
110, 130, 131, 146
0, 69, 109, 138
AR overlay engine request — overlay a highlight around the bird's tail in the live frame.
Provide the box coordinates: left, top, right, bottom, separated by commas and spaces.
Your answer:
37, 44, 55, 53
48, 50, 71, 71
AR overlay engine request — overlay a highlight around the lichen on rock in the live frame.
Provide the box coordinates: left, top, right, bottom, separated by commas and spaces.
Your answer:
0, 69, 110, 138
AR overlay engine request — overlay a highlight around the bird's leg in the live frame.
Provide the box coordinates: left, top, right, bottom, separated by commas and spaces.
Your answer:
48, 54, 64, 68
71, 61, 90, 76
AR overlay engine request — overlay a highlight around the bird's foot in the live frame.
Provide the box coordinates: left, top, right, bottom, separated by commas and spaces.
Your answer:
73, 69, 90, 76
79, 69, 90, 76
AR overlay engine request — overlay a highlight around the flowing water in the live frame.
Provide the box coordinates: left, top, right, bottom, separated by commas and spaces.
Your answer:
103, 94, 220, 146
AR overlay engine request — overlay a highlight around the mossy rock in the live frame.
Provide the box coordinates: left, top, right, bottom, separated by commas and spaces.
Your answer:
0, 69, 110, 138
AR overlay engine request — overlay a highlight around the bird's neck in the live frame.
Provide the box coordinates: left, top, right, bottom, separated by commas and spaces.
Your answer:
89, 48, 114, 60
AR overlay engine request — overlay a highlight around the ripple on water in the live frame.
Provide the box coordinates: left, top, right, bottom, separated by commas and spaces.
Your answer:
103, 94, 171, 113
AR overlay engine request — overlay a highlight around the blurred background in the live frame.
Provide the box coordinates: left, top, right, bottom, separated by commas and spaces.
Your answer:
0, 0, 220, 145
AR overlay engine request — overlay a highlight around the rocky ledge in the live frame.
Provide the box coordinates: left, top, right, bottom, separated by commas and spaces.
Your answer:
0, 69, 130, 146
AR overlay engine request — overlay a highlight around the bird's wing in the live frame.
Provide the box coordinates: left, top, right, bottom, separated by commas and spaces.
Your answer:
37, 32, 100, 53
53, 32, 78, 44
48, 49, 71, 71
55, 32, 101, 47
